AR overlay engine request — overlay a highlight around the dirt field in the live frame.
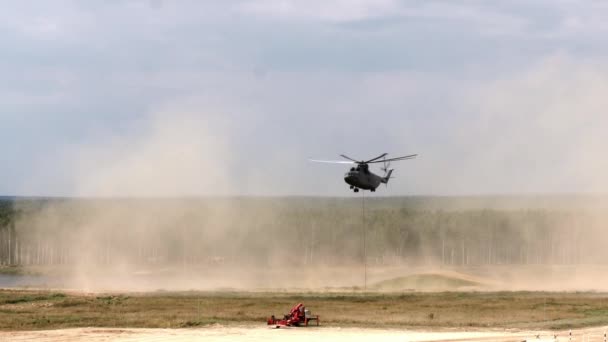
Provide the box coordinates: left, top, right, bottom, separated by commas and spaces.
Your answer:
2, 325, 608, 342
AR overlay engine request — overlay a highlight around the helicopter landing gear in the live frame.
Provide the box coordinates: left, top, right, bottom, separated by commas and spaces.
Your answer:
371, 188, 375, 192
350, 185, 354, 189
354, 188, 359, 193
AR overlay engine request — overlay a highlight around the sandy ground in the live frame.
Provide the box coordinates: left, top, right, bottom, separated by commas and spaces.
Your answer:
2, 326, 607, 342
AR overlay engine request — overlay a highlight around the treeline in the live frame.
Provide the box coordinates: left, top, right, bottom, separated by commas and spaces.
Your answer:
0, 200, 16, 265
0, 197, 607, 267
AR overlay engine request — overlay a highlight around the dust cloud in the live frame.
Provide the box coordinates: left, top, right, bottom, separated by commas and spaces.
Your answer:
11, 194, 608, 292
7, 56, 608, 292
9, 108, 374, 291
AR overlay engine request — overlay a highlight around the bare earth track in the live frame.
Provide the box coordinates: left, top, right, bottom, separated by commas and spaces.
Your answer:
3, 326, 608, 342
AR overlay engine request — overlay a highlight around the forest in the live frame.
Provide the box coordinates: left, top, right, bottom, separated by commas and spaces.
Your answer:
0, 196, 607, 267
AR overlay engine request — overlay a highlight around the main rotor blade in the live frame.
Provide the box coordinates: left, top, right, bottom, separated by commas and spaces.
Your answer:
365, 153, 388, 163
309, 159, 355, 164
339, 154, 360, 162
367, 154, 418, 163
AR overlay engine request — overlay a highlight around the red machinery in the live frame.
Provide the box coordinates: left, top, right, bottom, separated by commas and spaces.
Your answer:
267, 303, 320, 327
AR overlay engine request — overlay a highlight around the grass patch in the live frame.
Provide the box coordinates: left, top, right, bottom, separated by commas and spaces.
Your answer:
0, 292, 65, 305
0, 266, 22, 275
0, 266, 58, 276
0, 290, 607, 331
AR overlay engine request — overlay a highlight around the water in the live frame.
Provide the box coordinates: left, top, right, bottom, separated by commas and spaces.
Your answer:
0, 274, 61, 288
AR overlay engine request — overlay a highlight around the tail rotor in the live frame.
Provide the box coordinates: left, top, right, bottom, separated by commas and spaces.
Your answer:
381, 157, 393, 186
381, 158, 391, 174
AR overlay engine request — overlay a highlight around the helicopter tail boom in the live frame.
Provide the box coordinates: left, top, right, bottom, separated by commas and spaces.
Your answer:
381, 169, 394, 184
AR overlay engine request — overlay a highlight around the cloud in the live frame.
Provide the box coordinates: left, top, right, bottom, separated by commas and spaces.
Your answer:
3, 2, 608, 196
235, 0, 402, 23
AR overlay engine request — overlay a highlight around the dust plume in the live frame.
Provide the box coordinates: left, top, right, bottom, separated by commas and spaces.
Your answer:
8, 107, 374, 291
9, 194, 608, 292
6, 55, 608, 292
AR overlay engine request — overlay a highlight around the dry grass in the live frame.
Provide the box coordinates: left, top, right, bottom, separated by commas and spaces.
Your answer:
1, 289, 608, 331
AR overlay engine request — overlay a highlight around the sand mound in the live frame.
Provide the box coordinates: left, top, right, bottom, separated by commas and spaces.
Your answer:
372, 272, 487, 291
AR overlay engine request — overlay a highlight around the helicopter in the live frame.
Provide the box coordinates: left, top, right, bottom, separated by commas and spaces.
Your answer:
310, 153, 417, 192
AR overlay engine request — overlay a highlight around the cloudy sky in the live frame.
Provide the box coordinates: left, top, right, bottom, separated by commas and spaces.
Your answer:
2, 0, 608, 196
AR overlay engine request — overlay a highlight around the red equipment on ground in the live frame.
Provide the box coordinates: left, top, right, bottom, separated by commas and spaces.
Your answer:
267, 303, 320, 327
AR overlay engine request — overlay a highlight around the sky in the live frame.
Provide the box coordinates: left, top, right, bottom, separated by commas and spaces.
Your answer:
2, 0, 608, 197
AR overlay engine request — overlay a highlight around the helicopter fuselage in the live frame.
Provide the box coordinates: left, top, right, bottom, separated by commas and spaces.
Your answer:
344, 166, 383, 191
